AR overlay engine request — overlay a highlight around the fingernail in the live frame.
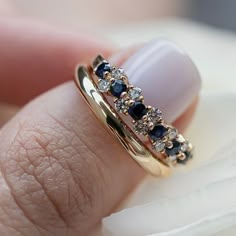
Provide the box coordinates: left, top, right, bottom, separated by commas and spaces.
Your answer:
112, 39, 201, 123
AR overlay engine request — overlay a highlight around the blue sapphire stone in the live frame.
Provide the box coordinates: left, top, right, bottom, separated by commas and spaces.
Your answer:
95, 62, 111, 78
128, 102, 147, 120
177, 151, 192, 164
110, 80, 127, 98
165, 141, 181, 156
149, 125, 168, 141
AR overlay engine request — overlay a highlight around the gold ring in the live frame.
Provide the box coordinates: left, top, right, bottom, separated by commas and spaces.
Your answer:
74, 55, 193, 177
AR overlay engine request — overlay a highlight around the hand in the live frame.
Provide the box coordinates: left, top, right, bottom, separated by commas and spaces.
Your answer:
0, 18, 201, 236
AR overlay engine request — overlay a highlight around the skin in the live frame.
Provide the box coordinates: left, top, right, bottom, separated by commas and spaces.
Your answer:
0, 18, 198, 236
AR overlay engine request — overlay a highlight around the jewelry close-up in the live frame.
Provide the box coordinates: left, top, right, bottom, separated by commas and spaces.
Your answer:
74, 55, 193, 176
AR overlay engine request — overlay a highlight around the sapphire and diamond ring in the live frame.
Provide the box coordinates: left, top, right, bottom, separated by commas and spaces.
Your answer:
74, 55, 193, 176
93, 55, 193, 165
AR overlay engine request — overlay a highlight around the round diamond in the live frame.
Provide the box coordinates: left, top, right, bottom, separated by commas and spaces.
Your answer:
181, 142, 189, 152
115, 99, 128, 113
168, 128, 178, 140
147, 107, 162, 123
128, 87, 142, 100
111, 68, 125, 79
154, 141, 165, 152
176, 134, 185, 143
134, 120, 149, 135
168, 155, 177, 162
98, 80, 110, 92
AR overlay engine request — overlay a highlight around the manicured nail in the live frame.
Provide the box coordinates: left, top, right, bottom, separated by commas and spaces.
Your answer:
113, 39, 201, 123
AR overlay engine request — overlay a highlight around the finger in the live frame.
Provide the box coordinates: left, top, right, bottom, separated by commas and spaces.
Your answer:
0, 39, 201, 236
173, 97, 199, 132
0, 0, 15, 15
0, 18, 113, 106
0, 102, 18, 127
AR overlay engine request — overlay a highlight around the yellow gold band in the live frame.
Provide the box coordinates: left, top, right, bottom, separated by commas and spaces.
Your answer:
74, 65, 170, 177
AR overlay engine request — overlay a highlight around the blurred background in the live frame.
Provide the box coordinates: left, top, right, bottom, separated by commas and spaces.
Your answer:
1, 0, 236, 32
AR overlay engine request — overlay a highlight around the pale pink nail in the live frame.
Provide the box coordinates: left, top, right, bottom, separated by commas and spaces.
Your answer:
111, 39, 201, 123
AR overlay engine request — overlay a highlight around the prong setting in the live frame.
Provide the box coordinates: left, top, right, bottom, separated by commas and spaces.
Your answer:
92, 55, 193, 165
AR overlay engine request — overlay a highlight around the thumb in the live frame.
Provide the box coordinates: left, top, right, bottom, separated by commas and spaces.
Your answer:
0, 39, 200, 236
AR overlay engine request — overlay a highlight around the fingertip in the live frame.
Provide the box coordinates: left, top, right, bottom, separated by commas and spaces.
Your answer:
109, 39, 201, 128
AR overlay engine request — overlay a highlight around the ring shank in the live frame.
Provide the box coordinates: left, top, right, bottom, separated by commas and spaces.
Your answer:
74, 65, 170, 177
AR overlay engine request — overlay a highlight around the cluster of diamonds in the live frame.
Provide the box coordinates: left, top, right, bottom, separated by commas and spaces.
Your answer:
92, 55, 193, 165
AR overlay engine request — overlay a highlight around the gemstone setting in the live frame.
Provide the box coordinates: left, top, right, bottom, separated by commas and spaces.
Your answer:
95, 62, 111, 78
168, 155, 177, 162
110, 80, 127, 98
111, 68, 125, 79
128, 102, 147, 120
128, 87, 142, 100
98, 79, 110, 92
91, 55, 193, 166
181, 142, 189, 152
149, 125, 168, 141
134, 120, 149, 135
115, 98, 128, 113
147, 107, 162, 123
165, 141, 181, 157
154, 141, 165, 152
176, 151, 191, 164
168, 128, 178, 140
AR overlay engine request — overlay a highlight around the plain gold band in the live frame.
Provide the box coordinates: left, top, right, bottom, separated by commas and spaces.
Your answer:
74, 65, 170, 177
